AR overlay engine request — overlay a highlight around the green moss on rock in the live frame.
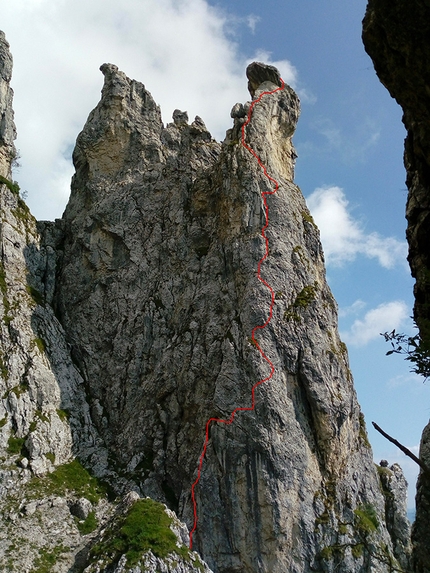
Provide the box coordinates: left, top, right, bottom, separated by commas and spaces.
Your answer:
26, 459, 106, 504
90, 498, 189, 567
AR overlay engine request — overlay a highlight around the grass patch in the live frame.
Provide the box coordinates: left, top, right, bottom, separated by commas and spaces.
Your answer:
30, 545, 68, 573
26, 285, 44, 306
0, 416, 8, 429
351, 543, 364, 558
12, 384, 27, 397
26, 459, 106, 504
0, 175, 20, 196
30, 410, 50, 432
0, 261, 12, 325
76, 511, 98, 535
56, 408, 70, 422
301, 210, 317, 228
0, 351, 8, 379
45, 452, 55, 464
354, 504, 379, 535
90, 498, 189, 567
7, 436, 26, 455
32, 337, 46, 353
358, 412, 371, 449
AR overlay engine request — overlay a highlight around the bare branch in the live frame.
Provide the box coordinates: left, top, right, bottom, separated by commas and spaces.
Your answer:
372, 421, 430, 477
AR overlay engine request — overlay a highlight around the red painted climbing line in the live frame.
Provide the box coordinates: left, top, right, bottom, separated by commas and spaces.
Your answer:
189, 78, 285, 550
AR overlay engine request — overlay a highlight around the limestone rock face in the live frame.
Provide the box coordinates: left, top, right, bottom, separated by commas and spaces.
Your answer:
52, 61, 408, 572
0, 32, 115, 572
363, 3, 430, 570
376, 461, 412, 569
0, 30, 412, 572
0, 31, 16, 178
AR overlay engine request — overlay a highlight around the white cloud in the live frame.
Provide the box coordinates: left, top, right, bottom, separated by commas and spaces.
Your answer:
298, 116, 380, 163
247, 15, 261, 34
341, 301, 409, 347
338, 299, 366, 318
306, 186, 408, 268
1, 0, 304, 221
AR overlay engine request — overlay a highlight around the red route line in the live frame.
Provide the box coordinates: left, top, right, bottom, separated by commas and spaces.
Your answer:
189, 78, 285, 550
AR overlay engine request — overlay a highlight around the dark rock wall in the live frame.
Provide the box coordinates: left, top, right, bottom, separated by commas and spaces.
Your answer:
363, 2, 430, 571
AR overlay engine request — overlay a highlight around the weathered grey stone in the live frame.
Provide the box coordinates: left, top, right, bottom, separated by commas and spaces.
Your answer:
376, 462, 412, 568
70, 497, 93, 520
412, 421, 430, 573
52, 61, 408, 572
173, 109, 189, 126
246, 61, 283, 97
0, 27, 413, 571
0, 30, 16, 178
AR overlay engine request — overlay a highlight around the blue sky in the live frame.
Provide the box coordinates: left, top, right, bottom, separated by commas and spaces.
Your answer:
1, 0, 429, 509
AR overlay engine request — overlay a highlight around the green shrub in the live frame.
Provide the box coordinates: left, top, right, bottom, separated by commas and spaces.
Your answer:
284, 283, 318, 321
382, 327, 430, 380
294, 284, 318, 308
7, 436, 25, 455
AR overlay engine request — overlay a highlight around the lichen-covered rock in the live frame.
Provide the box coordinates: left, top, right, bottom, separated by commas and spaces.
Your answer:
362, 3, 430, 570
52, 61, 408, 571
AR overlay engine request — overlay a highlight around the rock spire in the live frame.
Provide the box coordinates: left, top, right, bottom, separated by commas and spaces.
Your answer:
0, 35, 412, 571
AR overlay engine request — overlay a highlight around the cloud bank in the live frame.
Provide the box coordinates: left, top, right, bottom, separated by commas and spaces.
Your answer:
306, 186, 407, 268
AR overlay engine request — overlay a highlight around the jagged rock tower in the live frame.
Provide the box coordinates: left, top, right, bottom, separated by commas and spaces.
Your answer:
1, 30, 411, 572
